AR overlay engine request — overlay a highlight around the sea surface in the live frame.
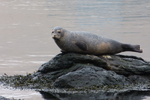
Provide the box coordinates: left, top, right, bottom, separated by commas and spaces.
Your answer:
0, 0, 150, 100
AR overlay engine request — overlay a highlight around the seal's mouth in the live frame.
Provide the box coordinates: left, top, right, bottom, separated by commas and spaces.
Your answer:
52, 35, 56, 39
52, 34, 60, 40
53, 37, 60, 41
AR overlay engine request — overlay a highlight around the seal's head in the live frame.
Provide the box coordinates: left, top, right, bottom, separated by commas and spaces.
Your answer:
51, 27, 65, 40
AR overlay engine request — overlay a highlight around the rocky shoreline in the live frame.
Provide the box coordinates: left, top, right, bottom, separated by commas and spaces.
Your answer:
0, 53, 150, 99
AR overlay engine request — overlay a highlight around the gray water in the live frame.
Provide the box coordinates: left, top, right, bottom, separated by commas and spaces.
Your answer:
0, 0, 150, 100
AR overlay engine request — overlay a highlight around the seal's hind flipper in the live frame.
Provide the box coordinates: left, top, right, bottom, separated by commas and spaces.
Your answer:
122, 44, 143, 53
75, 41, 87, 51
132, 45, 143, 53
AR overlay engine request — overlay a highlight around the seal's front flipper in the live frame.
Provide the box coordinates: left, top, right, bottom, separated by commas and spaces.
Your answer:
75, 41, 87, 51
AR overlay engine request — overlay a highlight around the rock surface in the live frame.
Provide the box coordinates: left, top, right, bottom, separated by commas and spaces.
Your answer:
39, 90, 150, 100
33, 53, 150, 88
1, 53, 150, 91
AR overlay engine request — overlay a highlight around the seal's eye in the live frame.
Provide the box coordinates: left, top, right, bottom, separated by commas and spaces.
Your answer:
52, 31, 54, 33
57, 31, 61, 34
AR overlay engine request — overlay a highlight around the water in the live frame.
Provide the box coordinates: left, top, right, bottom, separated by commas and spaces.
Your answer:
0, 0, 150, 99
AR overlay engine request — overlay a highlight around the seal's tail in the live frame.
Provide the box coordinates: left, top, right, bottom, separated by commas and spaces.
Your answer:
122, 44, 143, 53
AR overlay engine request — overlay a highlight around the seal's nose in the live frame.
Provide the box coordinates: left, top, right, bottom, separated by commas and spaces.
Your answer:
52, 34, 56, 38
52, 33, 58, 39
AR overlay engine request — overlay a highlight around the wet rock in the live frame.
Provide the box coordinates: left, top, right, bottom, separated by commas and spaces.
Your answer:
33, 53, 150, 88
0, 53, 150, 91
39, 90, 150, 100
53, 64, 129, 88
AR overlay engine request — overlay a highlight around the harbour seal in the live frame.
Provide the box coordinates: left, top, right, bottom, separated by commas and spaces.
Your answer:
51, 27, 143, 55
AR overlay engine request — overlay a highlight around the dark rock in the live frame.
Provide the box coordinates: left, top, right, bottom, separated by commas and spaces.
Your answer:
1, 53, 150, 91
32, 53, 150, 88
53, 64, 129, 88
0, 96, 10, 100
39, 90, 150, 100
